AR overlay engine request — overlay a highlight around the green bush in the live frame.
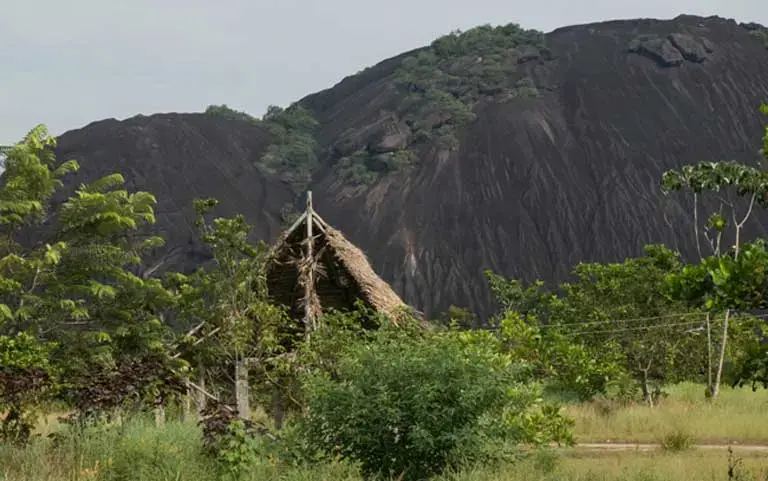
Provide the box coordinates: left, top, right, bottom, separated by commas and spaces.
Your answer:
204, 105, 259, 124
335, 148, 419, 186
301, 328, 573, 480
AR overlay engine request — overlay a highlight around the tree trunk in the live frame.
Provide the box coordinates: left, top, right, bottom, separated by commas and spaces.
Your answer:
706, 312, 713, 389
154, 404, 165, 426
194, 362, 208, 420
272, 388, 285, 430
641, 369, 654, 408
712, 309, 730, 399
235, 358, 250, 419
181, 389, 192, 423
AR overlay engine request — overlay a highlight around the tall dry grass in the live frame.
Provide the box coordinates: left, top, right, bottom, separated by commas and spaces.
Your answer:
567, 383, 768, 444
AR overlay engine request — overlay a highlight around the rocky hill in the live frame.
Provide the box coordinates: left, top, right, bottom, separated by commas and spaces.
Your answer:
53, 14, 768, 318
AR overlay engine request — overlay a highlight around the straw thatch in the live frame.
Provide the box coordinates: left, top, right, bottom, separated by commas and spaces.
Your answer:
266, 202, 415, 327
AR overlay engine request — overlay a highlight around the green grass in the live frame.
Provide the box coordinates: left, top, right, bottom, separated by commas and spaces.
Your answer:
0, 417, 359, 481
3, 383, 768, 480
567, 383, 768, 444
4, 428, 767, 481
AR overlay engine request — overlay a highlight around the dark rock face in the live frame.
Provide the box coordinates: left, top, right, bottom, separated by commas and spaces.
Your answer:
55, 114, 293, 272
54, 15, 768, 319
668, 33, 710, 62
301, 14, 768, 318
628, 32, 713, 67
629, 36, 686, 66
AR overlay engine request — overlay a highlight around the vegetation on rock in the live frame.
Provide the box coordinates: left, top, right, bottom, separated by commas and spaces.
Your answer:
747, 27, 768, 49
394, 24, 545, 150
204, 105, 259, 124
335, 148, 419, 186
258, 104, 320, 194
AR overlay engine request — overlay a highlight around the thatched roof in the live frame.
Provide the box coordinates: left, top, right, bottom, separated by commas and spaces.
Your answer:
266, 200, 415, 326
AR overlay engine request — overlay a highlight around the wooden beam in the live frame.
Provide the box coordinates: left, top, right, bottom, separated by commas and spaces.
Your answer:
186, 379, 221, 404
312, 212, 330, 231
304, 191, 316, 335
282, 211, 308, 238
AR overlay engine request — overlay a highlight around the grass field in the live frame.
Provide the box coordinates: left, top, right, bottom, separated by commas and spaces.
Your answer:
567, 383, 768, 445
3, 383, 768, 480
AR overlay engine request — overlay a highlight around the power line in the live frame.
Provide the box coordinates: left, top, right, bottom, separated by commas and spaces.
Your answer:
487, 311, 706, 331
560, 320, 708, 337
538, 311, 707, 329
488, 310, 768, 332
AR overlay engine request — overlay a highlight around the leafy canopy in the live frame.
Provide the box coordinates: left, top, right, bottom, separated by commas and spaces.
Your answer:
0, 124, 184, 434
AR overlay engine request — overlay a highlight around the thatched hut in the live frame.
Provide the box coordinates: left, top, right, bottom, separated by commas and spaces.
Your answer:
266, 192, 417, 332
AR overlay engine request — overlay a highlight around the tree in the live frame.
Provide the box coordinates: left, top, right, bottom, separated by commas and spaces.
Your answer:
169, 198, 287, 420
486, 246, 707, 404
661, 104, 768, 397
665, 239, 768, 395
495, 309, 625, 402
550, 245, 708, 404
0, 125, 185, 431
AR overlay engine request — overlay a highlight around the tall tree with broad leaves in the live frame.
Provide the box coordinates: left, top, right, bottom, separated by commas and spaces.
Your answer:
0, 125, 185, 436
661, 104, 768, 398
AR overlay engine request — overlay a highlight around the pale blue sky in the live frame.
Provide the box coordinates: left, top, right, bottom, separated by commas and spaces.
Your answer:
1, 0, 765, 144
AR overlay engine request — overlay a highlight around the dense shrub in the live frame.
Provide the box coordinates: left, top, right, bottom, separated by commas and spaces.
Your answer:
301, 328, 573, 480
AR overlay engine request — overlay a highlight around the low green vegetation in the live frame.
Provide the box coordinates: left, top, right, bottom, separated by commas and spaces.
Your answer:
258, 104, 320, 194
335, 148, 419, 186
204, 105, 260, 124
3, 414, 768, 480
206, 103, 320, 193
748, 28, 768, 49
394, 23, 545, 151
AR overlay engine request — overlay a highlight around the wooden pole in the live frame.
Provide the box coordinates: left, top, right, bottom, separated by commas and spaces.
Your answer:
713, 309, 730, 399
194, 361, 209, 420
235, 357, 250, 419
304, 191, 315, 336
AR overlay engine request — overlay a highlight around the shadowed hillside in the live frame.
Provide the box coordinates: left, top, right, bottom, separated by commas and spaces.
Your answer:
52, 14, 768, 318
55, 114, 293, 273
